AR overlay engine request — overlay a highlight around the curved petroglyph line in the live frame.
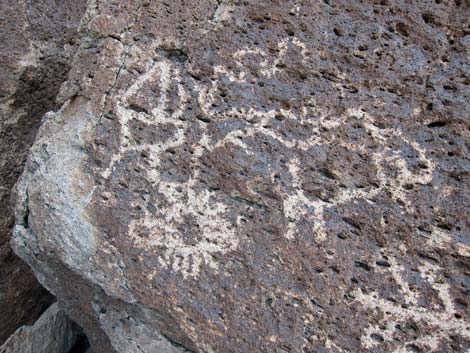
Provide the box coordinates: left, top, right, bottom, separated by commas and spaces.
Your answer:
102, 37, 439, 278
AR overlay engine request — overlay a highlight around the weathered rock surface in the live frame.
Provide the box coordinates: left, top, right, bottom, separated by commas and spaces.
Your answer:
0, 0, 87, 343
12, 0, 470, 352
0, 303, 81, 353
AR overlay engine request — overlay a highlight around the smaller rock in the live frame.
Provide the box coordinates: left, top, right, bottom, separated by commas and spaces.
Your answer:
0, 303, 80, 353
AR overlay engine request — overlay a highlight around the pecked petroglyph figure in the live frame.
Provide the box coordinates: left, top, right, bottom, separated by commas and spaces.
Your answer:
99, 37, 440, 278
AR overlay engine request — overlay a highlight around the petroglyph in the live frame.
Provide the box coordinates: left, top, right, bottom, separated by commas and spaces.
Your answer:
101, 35, 440, 278
102, 57, 239, 278
357, 258, 470, 352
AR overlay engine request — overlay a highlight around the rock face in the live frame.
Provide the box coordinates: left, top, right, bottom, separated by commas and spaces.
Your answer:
0, 0, 87, 343
0, 303, 81, 353
12, 1, 470, 352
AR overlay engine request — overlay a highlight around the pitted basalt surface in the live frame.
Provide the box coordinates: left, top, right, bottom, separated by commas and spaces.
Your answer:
13, 1, 469, 352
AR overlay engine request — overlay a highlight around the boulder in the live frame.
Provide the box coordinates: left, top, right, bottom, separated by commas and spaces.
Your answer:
0, 0, 87, 343
0, 303, 81, 353
12, 1, 470, 352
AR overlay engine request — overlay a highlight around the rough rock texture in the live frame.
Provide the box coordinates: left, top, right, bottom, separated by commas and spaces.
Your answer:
12, 0, 470, 352
0, 0, 88, 343
0, 303, 81, 353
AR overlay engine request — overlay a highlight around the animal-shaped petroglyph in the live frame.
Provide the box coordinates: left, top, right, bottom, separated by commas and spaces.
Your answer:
102, 37, 439, 279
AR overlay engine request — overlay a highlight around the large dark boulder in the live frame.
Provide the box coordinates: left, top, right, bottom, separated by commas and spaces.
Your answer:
12, 1, 470, 352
